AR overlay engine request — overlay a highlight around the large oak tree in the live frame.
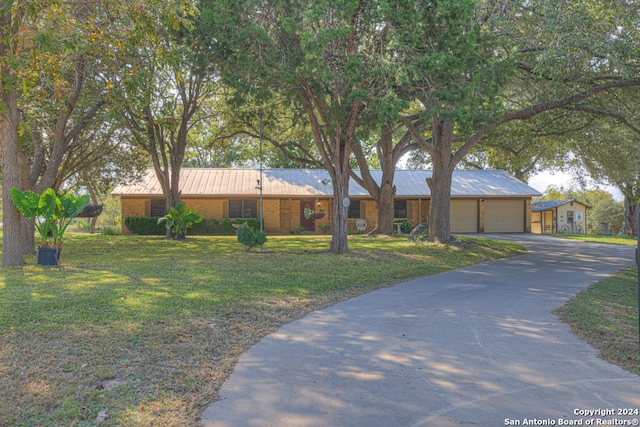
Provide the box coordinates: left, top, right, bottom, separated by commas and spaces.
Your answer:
401, 0, 640, 242
0, 0, 196, 265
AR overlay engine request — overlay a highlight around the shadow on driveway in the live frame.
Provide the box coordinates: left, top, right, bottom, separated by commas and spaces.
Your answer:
203, 235, 640, 427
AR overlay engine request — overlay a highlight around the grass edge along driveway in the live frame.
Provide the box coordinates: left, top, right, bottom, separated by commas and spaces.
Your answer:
554, 233, 640, 376
556, 265, 640, 375
0, 233, 523, 427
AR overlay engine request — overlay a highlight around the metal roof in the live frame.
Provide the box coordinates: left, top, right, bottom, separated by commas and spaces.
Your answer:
532, 199, 590, 211
112, 168, 541, 198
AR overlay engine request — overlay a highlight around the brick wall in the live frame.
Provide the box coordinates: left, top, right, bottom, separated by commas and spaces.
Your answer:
120, 197, 148, 235
262, 199, 280, 233
182, 199, 225, 219
280, 199, 295, 233
120, 195, 532, 235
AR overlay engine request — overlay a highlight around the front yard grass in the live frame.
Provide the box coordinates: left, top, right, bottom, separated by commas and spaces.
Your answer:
554, 233, 640, 375
553, 233, 637, 245
555, 266, 640, 375
0, 233, 524, 427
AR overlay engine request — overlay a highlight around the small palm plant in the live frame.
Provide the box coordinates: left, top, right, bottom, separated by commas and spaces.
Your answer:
157, 203, 204, 239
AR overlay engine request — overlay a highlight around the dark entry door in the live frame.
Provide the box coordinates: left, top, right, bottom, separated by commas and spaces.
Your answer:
300, 200, 316, 231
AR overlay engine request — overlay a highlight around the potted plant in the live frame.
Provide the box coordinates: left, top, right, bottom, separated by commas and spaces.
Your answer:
157, 203, 204, 239
10, 188, 90, 265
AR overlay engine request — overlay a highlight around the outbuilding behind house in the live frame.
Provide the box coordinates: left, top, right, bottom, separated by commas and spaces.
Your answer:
531, 199, 590, 234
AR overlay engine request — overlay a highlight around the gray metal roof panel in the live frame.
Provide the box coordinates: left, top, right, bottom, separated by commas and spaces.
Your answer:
531, 199, 590, 211
112, 168, 541, 198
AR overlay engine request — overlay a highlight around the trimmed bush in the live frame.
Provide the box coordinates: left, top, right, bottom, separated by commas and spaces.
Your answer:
256, 229, 267, 247
231, 218, 260, 231
124, 216, 262, 236
237, 223, 255, 250
236, 223, 268, 251
189, 218, 218, 235
290, 226, 305, 234
124, 216, 165, 235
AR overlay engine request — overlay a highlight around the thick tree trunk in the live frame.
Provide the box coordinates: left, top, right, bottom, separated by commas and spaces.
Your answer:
624, 195, 638, 237
351, 129, 402, 236
428, 121, 457, 243
329, 156, 350, 254
1, 91, 25, 266
376, 181, 396, 235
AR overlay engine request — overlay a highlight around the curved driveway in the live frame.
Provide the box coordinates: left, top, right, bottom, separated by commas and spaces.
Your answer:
203, 235, 640, 427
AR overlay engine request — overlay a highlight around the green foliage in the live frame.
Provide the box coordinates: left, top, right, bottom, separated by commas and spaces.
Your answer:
188, 218, 219, 235
589, 202, 624, 235
100, 225, 122, 236
0, 232, 523, 425
290, 226, 306, 235
124, 216, 166, 235
256, 229, 267, 247
582, 190, 624, 235
538, 187, 625, 235
236, 223, 267, 250
230, 218, 260, 232
555, 266, 640, 374
216, 218, 238, 235
126, 216, 260, 236
395, 220, 413, 234
10, 188, 90, 247
157, 203, 204, 236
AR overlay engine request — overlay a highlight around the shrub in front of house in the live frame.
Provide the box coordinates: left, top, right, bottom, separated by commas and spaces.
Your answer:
124, 216, 261, 236
396, 219, 413, 234
124, 216, 166, 235
189, 218, 218, 235
236, 223, 267, 251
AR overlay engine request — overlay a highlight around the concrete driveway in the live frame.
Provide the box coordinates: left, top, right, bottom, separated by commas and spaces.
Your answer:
202, 235, 640, 427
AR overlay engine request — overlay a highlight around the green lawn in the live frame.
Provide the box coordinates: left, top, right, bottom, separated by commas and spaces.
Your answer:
555, 266, 640, 374
553, 234, 640, 375
553, 233, 637, 246
0, 233, 525, 427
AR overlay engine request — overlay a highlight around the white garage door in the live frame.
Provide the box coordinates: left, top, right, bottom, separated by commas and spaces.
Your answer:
485, 200, 525, 233
450, 199, 478, 233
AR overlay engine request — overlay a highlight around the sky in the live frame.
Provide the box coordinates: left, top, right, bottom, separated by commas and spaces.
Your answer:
528, 170, 624, 201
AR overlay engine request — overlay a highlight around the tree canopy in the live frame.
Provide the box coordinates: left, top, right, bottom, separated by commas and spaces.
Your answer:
3, 0, 640, 264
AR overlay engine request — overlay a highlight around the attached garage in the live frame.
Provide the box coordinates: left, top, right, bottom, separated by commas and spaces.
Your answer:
450, 199, 479, 233
485, 199, 526, 233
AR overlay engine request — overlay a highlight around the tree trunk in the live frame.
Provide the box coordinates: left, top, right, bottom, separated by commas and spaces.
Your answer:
329, 156, 350, 254
624, 195, 638, 237
428, 121, 457, 243
1, 91, 25, 266
376, 181, 396, 235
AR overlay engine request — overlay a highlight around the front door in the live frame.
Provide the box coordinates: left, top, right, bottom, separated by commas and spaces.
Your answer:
300, 200, 316, 232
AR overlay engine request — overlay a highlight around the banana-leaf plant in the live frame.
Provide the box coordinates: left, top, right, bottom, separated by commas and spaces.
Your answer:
157, 203, 204, 239
10, 188, 90, 248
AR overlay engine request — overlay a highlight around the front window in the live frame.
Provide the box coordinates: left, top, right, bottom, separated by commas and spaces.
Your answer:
229, 200, 258, 218
151, 199, 166, 217
348, 200, 361, 218
394, 200, 407, 219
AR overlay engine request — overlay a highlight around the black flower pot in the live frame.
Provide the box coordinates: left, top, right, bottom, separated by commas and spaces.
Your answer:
174, 233, 186, 240
37, 247, 62, 266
